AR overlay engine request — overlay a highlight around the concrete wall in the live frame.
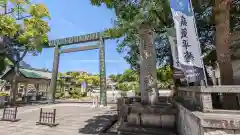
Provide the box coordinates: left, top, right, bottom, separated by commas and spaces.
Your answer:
175, 102, 202, 135
175, 102, 240, 135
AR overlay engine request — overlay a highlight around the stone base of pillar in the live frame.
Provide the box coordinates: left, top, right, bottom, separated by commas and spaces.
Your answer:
125, 102, 176, 128
119, 124, 177, 135
117, 96, 177, 135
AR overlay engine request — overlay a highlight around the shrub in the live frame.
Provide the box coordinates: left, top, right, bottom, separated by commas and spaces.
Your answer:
68, 89, 80, 96
74, 90, 80, 95
57, 89, 88, 99
0, 92, 9, 96
80, 92, 87, 97
72, 94, 80, 99
55, 92, 64, 99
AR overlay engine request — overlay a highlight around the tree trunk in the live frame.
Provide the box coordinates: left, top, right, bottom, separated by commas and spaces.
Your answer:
11, 65, 19, 105
139, 23, 158, 105
214, 0, 237, 109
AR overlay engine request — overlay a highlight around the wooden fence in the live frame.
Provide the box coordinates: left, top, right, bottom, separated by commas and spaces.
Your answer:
0, 107, 20, 122
36, 108, 58, 127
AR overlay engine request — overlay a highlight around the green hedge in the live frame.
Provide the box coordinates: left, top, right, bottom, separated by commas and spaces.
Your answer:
55, 90, 87, 99
0, 92, 9, 96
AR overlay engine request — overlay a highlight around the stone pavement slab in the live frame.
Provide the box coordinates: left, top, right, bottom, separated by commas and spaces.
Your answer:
0, 103, 116, 135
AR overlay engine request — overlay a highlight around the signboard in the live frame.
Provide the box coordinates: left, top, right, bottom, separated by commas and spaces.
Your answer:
81, 82, 87, 93
48, 32, 101, 47
169, 0, 205, 82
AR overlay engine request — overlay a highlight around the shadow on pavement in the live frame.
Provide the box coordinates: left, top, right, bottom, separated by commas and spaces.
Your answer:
1, 100, 49, 109
78, 111, 117, 134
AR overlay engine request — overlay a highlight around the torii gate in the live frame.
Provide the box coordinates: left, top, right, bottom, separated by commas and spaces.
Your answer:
47, 32, 111, 106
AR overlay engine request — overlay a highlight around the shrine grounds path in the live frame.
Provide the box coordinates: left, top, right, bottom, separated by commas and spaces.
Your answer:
0, 103, 117, 135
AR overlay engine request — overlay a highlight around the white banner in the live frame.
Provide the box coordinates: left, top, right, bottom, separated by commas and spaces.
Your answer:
167, 28, 185, 79
166, 28, 181, 70
169, 0, 205, 82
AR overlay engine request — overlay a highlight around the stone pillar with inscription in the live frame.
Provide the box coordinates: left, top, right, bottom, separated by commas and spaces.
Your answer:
48, 45, 60, 103
99, 36, 107, 106
139, 23, 158, 105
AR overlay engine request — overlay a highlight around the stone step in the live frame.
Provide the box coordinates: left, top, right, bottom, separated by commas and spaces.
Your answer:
129, 105, 176, 114
120, 96, 173, 105
127, 112, 175, 128
119, 124, 177, 135
128, 102, 176, 114
158, 97, 170, 102
125, 102, 176, 128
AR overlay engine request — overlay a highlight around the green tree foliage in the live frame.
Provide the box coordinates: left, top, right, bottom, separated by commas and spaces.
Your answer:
109, 67, 173, 92
0, 0, 51, 73
156, 65, 173, 88
90, 0, 240, 70
0, 0, 50, 47
56, 71, 100, 99
109, 74, 122, 82
90, 0, 174, 71
0, 0, 51, 104
0, 56, 12, 74
58, 71, 100, 90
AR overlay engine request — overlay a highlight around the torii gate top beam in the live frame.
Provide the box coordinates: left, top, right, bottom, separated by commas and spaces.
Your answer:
48, 32, 111, 47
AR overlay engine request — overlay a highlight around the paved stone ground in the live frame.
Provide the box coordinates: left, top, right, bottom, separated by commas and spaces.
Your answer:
0, 103, 116, 135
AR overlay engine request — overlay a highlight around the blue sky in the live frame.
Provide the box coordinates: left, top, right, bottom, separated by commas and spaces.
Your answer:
23, 0, 130, 75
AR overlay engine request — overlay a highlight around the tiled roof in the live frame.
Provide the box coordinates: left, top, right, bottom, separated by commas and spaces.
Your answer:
1, 67, 52, 80
19, 68, 51, 79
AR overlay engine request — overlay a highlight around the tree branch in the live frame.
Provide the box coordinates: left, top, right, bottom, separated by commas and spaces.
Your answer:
17, 15, 32, 20
194, 0, 213, 16
0, 10, 14, 16
152, 10, 168, 27
5, 54, 15, 64
207, 0, 213, 8
17, 49, 28, 63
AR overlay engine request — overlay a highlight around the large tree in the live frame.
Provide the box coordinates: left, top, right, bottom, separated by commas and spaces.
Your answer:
213, 0, 239, 109
0, 0, 50, 104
